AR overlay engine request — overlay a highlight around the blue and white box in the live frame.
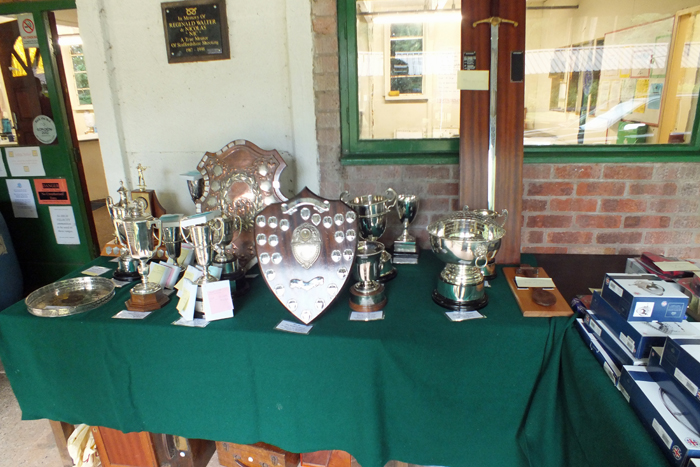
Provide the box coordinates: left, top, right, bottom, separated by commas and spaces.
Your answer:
591, 291, 700, 358
661, 337, 700, 404
619, 365, 700, 467
601, 273, 688, 322
574, 318, 621, 386
581, 309, 647, 366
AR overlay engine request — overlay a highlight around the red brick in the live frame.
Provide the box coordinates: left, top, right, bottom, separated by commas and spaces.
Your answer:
314, 73, 340, 92
568, 246, 617, 255
522, 199, 548, 212
451, 198, 463, 211
312, 16, 337, 35
549, 198, 598, 212
648, 199, 681, 213
526, 215, 573, 228
526, 230, 544, 243
674, 217, 700, 229
314, 55, 339, 74
623, 216, 671, 228
420, 197, 453, 212
316, 91, 339, 111
667, 247, 700, 259
403, 166, 452, 180
521, 246, 569, 254
600, 199, 647, 213
553, 165, 602, 180
619, 247, 658, 256
628, 183, 678, 196
680, 182, 700, 197
428, 183, 458, 196
317, 128, 341, 147
576, 182, 625, 196
596, 232, 643, 244
527, 182, 574, 196
547, 231, 594, 244
345, 165, 400, 180
522, 164, 551, 179
680, 200, 700, 213
653, 166, 681, 181
312, 0, 337, 17
575, 215, 622, 228
603, 165, 653, 180
645, 231, 694, 244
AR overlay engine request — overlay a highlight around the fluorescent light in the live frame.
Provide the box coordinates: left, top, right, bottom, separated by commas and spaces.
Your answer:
58, 35, 82, 46
372, 11, 462, 24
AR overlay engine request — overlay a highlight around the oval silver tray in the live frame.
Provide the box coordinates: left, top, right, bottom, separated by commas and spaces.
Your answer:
25, 277, 115, 317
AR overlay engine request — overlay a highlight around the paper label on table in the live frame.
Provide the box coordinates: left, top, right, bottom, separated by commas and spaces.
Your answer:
6, 179, 38, 218
514, 277, 556, 288
49, 206, 80, 245
172, 317, 210, 328
445, 311, 485, 322
175, 265, 202, 290
147, 262, 168, 287
177, 244, 195, 267
0, 155, 7, 177
6, 147, 45, 177
484, 281, 490, 288
110, 278, 130, 288
457, 70, 489, 90
109, 256, 120, 263
113, 310, 151, 319
82, 265, 111, 276
177, 278, 198, 321
275, 320, 312, 334
654, 261, 700, 272
201, 281, 233, 321
349, 311, 384, 321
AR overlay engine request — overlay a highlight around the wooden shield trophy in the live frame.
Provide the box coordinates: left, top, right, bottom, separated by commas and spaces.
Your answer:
255, 188, 358, 324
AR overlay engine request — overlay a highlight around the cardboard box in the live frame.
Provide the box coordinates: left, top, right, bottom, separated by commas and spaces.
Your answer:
581, 309, 647, 366
601, 273, 688, 322
591, 291, 700, 358
619, 366, 700, 467
574, 318, 621, 386
661, 337, 700, 405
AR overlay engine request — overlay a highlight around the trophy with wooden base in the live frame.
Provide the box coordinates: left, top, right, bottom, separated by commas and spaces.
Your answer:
121, 206, 169, 312
106, 182, 142, 282
349, 241, 387, 313
130, 163, 167, 218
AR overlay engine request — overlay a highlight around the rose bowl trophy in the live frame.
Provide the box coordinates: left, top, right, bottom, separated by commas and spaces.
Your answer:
461, 205, 508, 280
120, 204, 169, 311
340, 188, 397, 282
392, 194, 419, 264
349, 241, 387, 313
428, 212, 506, 311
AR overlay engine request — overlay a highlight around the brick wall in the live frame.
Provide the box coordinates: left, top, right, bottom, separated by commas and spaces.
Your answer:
522, 163, 700, 257
311, 0, 700, 257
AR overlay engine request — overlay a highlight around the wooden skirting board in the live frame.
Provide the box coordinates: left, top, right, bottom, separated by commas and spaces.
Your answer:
503, 267, 574, 317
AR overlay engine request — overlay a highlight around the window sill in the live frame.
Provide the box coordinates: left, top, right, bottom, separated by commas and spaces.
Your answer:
384, 95, 429, 102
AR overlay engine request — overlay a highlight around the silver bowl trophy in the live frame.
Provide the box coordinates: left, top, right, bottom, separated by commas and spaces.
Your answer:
349, 241, 387, 313
159, 214, 184, 270
340, 188, 398, 282
180, 210, 225, 314
461, 206, 508, 280
392, 194, 419, 264
120, 204, 168, 312
428, 213, 506, 311
106, 182, 144, 282
211, 213, 249, 297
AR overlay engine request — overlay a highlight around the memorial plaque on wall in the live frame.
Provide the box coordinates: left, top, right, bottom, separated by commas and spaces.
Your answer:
162, 0, 230, 64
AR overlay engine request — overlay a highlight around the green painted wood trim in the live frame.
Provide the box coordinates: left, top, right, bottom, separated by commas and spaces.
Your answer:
0, 1, 75, 14
342, 153, 459, 165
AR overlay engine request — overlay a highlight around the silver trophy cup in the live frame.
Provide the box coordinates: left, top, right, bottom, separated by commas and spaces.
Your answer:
180, 211, 224, 286
393, 194, 419, 263
160, 214, 184, 270
121, 208, 163, 295
349, 241, 387, 312
461, 205, 508, 280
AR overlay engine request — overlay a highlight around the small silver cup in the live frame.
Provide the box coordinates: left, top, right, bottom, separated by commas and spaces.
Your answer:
180, 211, 224, 285
394, 194, 419, 258
349, 241, 387, 312
160, 214, 184, 269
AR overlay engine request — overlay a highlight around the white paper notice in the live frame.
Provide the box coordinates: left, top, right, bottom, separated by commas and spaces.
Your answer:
6, 179, 37, 218
172, 317, 210, 328
49, 206, 81, 245
445, 311, 485, 322
275, 320, 313, 334
514, 276, 556, 289
0, 156, 7, 177
349, 311, 384, 321
6, 147, 45, 177
82, 265, 112, 276
113, 310, 151, 319
202, 281, 234, 321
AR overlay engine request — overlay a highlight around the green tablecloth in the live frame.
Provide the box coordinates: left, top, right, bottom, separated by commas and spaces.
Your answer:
0, 254, 669, 467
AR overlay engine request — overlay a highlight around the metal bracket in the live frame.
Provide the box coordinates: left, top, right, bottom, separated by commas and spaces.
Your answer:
472, 17, 518, 28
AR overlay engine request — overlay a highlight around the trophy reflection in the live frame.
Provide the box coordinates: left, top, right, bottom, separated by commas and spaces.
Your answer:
121, 204, 169, 311
393, 194, 419, 264
340, 188, 398, 282
349, 241, 387, 313
106, 182, 143, 282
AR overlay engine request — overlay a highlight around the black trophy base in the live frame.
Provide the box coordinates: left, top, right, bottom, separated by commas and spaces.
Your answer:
392, 251, 420, 265
222, 269, 250, 298
112, 270, 141, 282
431, 290, 489, 311
378, 267, 397, 283
483, 271, 497, 281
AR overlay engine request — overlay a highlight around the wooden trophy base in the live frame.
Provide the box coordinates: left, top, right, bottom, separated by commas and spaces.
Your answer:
125, 289, 169, 312
349, 285, 387, 312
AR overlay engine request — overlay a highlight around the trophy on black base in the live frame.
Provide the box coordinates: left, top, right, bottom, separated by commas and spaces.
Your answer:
212, 213, 249, 297
392, 194, 420, 264
106, 183, 142, 282
461, 206, 508, 281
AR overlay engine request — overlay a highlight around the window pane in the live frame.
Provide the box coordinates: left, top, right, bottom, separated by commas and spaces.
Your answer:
356, 1, 461, 140
525, 2, 700, 145
74, 71, 89, 89
71, 54, 86, 72
77, 89, 92, 105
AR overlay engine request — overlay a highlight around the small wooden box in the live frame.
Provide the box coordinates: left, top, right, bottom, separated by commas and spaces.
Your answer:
216, 442, 300, 467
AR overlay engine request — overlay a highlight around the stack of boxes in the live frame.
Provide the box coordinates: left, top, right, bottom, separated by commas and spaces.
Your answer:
576, 272, 700, 466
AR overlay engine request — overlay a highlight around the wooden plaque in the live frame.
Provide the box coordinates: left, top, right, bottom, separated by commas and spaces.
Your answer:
502, 267, 574, 317
254, 188, 358, 324
196, 140, 288, 270
217, 442, 300, 467
162, 0, 230, 64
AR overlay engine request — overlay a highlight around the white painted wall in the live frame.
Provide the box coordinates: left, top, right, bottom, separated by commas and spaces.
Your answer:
75, 0, 318, 214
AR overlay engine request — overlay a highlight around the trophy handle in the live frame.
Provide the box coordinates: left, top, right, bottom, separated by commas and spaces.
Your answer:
211, 217, 225, 247
384, 188, 397, 210
180, 225, 192, 245
498, 209, 509, 227
231, 214, 243, 243
152, 219, 163, 250
475, 255, 489, 268
339, 191, 351, 204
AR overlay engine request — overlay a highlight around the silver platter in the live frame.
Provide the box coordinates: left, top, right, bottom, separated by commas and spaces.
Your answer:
25, 277, 115, 317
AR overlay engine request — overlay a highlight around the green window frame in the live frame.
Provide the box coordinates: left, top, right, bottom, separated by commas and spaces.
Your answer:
337, 0, 700, 165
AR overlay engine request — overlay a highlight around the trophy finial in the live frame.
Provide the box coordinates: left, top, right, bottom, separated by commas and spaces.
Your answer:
136, 164, 148, 190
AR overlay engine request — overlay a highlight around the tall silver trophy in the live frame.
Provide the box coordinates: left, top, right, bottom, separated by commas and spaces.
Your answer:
120, 204, 168, 311
159, 214, 184, 270
461, 206, 508, 280
393, 194, 419, 264
428, 212, 506, 311
349, 241, 387, 313
212, 213, 249, 297
340, 188, 398, 282
106, 182, 143, 282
